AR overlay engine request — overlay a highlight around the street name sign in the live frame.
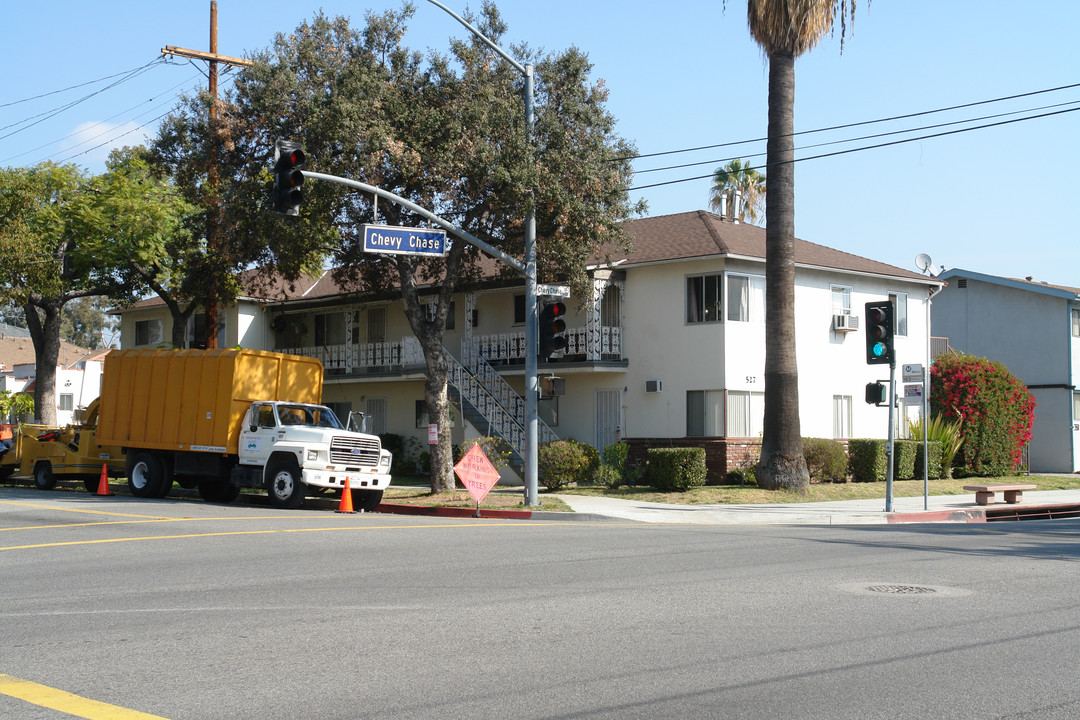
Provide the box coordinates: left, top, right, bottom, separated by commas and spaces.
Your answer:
536, 283, 570, 298
363, 224, 447, 257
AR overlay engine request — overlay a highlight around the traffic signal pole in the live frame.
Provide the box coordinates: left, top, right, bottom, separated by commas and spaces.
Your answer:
886, 359, 896, 513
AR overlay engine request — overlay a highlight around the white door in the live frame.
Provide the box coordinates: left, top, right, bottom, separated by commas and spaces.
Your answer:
594, 389, 621, 452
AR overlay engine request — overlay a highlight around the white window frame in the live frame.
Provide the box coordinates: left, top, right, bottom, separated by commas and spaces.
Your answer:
1071, 307, 1080, 338
831, 285, 852, 316
58, 393, 74, 412
832, 395, 853, 439
727, 273, 766, 323
726, 390, 764, 438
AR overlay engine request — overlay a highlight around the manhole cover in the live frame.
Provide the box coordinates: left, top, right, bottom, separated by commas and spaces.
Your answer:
865, 584, 937, 595
836, 582, 971, 598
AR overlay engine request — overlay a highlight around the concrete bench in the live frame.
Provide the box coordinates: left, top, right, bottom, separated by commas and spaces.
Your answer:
963, 483, 1037, 506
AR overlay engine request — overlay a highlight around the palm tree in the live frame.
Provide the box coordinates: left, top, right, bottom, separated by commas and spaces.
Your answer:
709, 158, 766, 224
746, 0, 860, 492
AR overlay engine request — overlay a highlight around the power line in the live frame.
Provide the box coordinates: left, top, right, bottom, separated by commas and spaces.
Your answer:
631, 105, 1080, 192
0, 63, 170, 109
0, 59, 165, 141
620, 80, 1080, 164
636, 97, 1080, 176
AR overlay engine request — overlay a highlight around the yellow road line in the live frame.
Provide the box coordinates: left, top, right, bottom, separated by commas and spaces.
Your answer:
0, 673, 169, 719
0, 499, 172, 520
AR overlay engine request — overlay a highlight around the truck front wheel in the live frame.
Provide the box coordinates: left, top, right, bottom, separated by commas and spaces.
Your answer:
126, 452, 164, 498
267, 458, 306, 509
198, 476, 241, 504
34, 461, 56, 491
352, 488, 383, 513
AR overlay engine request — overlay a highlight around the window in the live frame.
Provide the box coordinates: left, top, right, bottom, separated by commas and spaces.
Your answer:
889, 292, 909, 336
424, 301, 456, 330
539, 397, 559, 427
728, 274, 766, 323
686, 390, 724, 436
1072, 308, 1080, 338
365, 397, 388, 435
726, 391, 764, 438
58, 394, 73, 412
315, 312, 347, 346
832, 395, 853, 439
134, 319, 163, 346
831, 285, 852, 315
514, 294, 526, 324
687, 274, 722, 324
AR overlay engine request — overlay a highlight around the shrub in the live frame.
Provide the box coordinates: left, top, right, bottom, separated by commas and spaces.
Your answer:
725, 464, 757, 486
848, 439, 887, 481
892, 440, 918, 480
603, 442, 629, 474
576, 442, 603, 485
646, 448, 707, 492
913, 440, 944, 480
908, 415, 963, 478
458, 436, 513, 473
803, 438, 848, 483
379, 433, 405, 474
930, 353, 1036, 477
538, 440, 596, 490
596, 464, 623, 489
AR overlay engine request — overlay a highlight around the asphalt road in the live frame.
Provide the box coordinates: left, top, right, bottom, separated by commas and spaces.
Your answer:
3, 487, 1080, 719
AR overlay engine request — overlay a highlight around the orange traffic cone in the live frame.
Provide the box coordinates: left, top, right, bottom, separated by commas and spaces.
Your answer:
336, 478, 355, 514
95, 464, 111, 496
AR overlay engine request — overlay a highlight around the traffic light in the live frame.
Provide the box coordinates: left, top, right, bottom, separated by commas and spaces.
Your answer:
864, 300, 894, 365
538, 301, 567, 361
864, 382, 887, 406
273, 140, 305, 215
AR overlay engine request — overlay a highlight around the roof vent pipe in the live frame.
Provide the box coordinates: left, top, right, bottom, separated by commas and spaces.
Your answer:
719, 193, 728, 220
733, 190, 742, 224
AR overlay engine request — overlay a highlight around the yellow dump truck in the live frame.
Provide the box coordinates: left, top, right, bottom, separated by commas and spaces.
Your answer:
94, 348, 391, 509
0, 402, 125, 491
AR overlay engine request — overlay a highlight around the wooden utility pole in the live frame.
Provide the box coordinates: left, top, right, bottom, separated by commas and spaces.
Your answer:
162, 1, 252, 349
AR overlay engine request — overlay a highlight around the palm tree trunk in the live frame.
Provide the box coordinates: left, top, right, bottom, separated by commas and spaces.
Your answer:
758, 50, 809, 492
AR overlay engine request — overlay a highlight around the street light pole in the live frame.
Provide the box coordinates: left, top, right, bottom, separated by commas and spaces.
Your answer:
424, 1, 541, 506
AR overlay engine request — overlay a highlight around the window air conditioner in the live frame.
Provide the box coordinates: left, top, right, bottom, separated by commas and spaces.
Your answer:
645, 378, 663, 393
833, 313, 858, 332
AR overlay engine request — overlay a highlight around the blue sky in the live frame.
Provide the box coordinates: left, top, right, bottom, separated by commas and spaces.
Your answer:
5, 1, 1078, 285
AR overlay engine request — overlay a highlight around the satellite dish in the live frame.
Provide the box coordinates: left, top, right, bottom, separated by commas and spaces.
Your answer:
915, 253, 933, 274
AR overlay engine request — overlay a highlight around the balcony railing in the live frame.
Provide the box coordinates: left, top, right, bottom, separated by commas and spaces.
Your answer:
279, 325, 622, 374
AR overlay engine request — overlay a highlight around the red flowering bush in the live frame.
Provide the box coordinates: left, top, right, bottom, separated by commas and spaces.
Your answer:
929, 353, 1035, 477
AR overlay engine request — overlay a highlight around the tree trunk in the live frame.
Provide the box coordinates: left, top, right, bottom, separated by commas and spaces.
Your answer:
757, 51, 809, 492
23, 300, 63, 426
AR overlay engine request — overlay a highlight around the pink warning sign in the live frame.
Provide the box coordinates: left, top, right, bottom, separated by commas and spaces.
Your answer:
454, 443, 502, 504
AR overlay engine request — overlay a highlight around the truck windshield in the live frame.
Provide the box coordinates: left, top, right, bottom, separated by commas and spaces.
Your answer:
276, 404, 344, 429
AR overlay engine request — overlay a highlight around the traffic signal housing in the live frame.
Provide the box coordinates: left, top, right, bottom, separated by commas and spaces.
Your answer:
538, 301, 567, 361
273, 140, 305, 215
864, 300, 894, 366
864, 382, 887, 406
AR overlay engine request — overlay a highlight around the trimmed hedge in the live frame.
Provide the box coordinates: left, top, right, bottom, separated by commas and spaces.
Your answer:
848, 439, 888, 481
646, 447, 707, 492
538, 439, 600, 490
915, 440, 944, 479
803, 438, 848, 483
892, 440, 918, 480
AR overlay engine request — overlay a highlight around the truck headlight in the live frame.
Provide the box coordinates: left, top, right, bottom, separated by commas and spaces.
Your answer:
306, 449, 320, 462
380, 452, 391, 467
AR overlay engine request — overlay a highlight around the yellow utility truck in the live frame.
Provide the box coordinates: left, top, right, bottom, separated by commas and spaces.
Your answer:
0, 402, 125, 492
95, 348, 391, 510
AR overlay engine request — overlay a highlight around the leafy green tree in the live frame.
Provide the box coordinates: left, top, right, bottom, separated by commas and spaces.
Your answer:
172, 4, 642, 491
61, 297, 116, 350
0, 157, 192, 423
709, 158, 766, 224
742, 0, 861, 492
0, 389, 34, 424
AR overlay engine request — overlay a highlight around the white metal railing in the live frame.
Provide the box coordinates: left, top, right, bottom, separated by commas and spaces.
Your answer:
279, 337, 424, 373
450, 341, 558, 460
472, 326, 622, 362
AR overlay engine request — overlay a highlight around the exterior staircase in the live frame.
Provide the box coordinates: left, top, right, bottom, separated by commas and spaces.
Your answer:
446, 339, 558, 465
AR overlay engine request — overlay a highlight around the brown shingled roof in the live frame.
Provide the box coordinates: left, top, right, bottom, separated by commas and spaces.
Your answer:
616, 210, 927, 280
0, 336, 97, 373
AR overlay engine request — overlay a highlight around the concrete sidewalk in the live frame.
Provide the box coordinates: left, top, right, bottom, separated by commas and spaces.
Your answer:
549, 488, 1080, 525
